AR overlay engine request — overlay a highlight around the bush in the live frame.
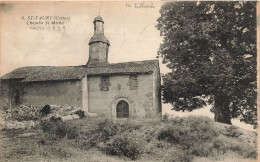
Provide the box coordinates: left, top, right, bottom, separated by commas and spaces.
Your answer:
67, 126, 79, 139
158, 116, 218, 149
162, 113, 170, 122
75, 110, 85, 118
40, 119, 78, 141
191, 137, 257, 159
191, 139, 228, 157
222, 125, 243, 138
39, 144, 72, 158
40, 105, 51, 116
76, 119, 142, 150
227, 141, 257, 159
104, 131, 145, 160
75, 119, 119, 149
89, 119, 118, 145
40, 120, 68, 140
164, 149, 194, 162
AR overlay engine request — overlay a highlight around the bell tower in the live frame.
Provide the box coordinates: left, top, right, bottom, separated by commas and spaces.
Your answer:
87, 15, 110, 67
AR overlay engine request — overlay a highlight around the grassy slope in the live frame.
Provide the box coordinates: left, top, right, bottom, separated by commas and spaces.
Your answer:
0, 117, 257, 162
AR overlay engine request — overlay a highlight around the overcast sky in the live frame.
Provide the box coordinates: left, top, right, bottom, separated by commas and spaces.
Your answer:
0, 2, 254, 131
1, 2, 166, 76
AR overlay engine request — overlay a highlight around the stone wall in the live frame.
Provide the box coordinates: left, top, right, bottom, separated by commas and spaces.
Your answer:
0, 80, 22, 110
0, 69, 162, 119
88, 42, 109, 66
20, 80, 83, 107
82, 77, 88, 112
153, 67, 162, 116
87, 73, 158, 119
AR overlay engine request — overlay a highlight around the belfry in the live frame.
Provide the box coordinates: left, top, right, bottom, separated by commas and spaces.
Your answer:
87, 15, 110, 67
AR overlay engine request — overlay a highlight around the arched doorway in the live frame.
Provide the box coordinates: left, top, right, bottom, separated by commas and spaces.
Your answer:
116, 100, 129, 118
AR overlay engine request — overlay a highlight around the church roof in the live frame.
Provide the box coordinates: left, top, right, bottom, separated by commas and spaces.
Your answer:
1, 60, 159, 82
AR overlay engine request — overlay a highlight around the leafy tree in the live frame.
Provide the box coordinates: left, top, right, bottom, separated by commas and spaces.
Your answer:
157, 1, 257, 127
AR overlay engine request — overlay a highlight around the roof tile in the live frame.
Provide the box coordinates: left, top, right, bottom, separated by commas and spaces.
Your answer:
1, 60, 159, 82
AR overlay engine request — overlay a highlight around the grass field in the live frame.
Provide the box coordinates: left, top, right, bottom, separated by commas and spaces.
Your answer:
0, 116, 257, 162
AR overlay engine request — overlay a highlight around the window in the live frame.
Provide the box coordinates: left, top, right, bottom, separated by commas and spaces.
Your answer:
129, 75, 138, 90
100, 76, 110, 91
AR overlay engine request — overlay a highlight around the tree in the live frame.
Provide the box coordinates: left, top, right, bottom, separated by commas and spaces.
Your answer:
157, 1, 257, 127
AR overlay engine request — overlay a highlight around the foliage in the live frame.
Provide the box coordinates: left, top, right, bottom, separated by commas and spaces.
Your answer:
76, 119, 142, 149
40, 144, 73, 158
1, 117, 257, 161
157, 1, 257, 126
157, 116, 218, 149
161, 113, 170, 122
157, 116, 257, 160
75, 110, 85, 118
87, 119, 119, 147
67, 126, 79, 139
104, 131, 146, 160
222, 125, 243, 138
75, 119, 118, 149
164, 149, 194, 162
40, 119, 78, 141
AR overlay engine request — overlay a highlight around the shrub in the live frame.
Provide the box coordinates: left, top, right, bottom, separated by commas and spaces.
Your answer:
222, 125, 243, 138
162, 113, 170, 122
191, 139, 228, 157
164, 149, 194, 162
191, 137, 257, 159
212, 139, 227, 154
154, 140, 170, 148
243, 148, 257, 159
157, 126, 179, 145
89, 119, 118, 144
75, 110, 85, 118
40, 105, 51, 116
40, 119, 78, 141
158, 116, 218, 149
117, 121, 142, 133
75, 119, 143, 150
75, 119, 119, 149
104, 131, 146, 160
67, 126, 79, 139
40, 120, 68, 140
227, 141, 257, 159
39, 144, 72, 158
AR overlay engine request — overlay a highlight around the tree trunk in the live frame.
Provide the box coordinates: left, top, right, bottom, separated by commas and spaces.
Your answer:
214, 94, 232, 124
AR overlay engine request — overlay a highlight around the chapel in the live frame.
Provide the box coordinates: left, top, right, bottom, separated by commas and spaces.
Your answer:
0, 15, 162, 119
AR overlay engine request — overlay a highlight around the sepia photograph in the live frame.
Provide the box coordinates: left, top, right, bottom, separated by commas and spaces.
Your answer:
0, 1, 258, 161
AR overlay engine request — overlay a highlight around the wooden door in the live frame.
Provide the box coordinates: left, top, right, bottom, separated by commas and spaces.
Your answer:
116, 100, 129, 118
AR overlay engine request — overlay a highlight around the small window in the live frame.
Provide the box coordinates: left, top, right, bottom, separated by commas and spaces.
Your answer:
129, 75, 138, 90
100, 76, 110, 91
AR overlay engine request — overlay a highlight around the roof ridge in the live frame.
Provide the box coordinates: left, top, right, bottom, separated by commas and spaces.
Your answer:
14, 60, 158, 68
109, 59, 158, 65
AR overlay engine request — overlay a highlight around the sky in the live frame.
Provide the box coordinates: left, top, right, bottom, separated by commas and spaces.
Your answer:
0, 1, 165, 75
0, 1, 255, 131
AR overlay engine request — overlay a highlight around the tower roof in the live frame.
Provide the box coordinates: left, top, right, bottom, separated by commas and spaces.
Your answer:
89, 15, 109, 45
93, 15, 104, 23
89, 34, 110, 45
